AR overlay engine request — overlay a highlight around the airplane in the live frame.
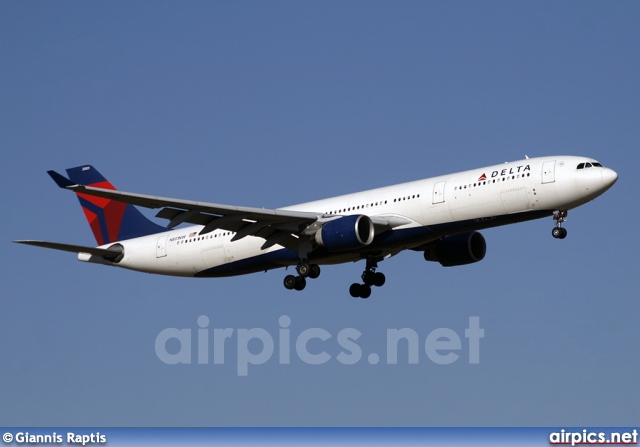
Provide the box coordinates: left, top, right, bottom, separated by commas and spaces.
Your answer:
15, 155, 617, 298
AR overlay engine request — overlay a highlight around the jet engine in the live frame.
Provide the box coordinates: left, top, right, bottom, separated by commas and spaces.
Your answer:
315, 215, 375, 252
423, 231, 486, 267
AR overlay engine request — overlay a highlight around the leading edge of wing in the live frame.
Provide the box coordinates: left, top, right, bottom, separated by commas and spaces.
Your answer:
13, 240, 123, 259
51, 174, 320, 223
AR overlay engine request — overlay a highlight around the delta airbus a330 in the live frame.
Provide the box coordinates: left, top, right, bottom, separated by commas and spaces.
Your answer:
15, 156, 617, 298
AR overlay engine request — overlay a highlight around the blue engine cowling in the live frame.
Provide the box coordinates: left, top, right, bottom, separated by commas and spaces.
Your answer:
315, 215, 375, 252
423, 231, 486, 267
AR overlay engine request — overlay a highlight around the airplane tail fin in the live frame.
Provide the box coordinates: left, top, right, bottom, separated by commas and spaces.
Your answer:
53, 165, 165, 245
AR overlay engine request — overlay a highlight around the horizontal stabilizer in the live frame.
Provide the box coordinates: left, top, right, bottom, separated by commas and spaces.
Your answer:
13, 240, 123, 260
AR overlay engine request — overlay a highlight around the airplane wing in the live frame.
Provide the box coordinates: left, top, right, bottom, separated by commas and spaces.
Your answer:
48, 169, 323, 251
47, 169, 413, 254
13, 240, 124, 260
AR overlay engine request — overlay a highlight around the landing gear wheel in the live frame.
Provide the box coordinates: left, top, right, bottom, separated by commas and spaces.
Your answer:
373, 272, 386, 287
362, 270, 375, 286
552, 227, 568, 239
552, 210, 568, 239
284, 275, 306, 291
362, 269, 385, 287
294, 276, 306, 291
308, 264, 321, 279
296, 262, 310, 277
349, 283, 371, 298
284, 275, 297, 290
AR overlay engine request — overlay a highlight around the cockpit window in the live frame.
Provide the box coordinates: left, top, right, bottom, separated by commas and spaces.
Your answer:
577, 161, 604, 170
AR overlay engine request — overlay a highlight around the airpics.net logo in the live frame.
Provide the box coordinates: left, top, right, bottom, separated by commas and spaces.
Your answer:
155, 316, 484, 376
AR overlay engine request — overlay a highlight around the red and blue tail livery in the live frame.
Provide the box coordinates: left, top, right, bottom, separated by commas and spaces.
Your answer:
16, 156, 617, 298
51, 165, 165, 245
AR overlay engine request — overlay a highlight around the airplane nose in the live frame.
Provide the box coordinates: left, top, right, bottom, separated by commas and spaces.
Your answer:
601, 167, 618, 188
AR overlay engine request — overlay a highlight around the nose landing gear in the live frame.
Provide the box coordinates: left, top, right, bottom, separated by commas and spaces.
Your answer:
552, 210, 568, 239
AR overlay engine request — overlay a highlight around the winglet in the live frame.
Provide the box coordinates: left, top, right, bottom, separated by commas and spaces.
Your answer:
47, 165, 166, 244
47, 170, 75, 188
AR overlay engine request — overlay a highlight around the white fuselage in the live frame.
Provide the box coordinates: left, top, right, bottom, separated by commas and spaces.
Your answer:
85, 156, 617, 277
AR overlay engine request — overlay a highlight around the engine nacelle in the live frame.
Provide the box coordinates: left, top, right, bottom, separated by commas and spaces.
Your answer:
315, 215, 375, 252
424, 231, 486, 267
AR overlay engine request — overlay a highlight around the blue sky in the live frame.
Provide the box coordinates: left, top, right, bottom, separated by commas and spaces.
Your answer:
1, 1, 638, 426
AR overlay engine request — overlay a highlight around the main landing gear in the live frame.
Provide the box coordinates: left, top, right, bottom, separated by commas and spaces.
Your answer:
349, 258, 386, 299
552, 210, 568, 239
283, 261, 321, 291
